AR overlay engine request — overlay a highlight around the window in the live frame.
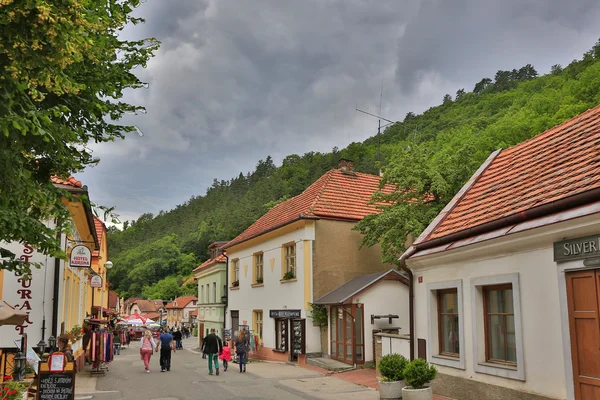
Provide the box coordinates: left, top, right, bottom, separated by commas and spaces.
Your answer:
484, 284, 516, 364
253, 310, 263, 339
438, 289, 460, 357
213, 282, 217, 303
200, 285, 204, 304
471, 274, 523, 381
275, 319, 288, 351
206, 284, 210, 304
283, 243, 296, 278
427, 280, 464, 370
254, 252, 264, 284
232, 259, 240, 286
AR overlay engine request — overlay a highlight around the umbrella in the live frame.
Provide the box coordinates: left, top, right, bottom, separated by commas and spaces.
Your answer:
124, 313, 155, 326
147, 322, 160, 328
0, 301, 28, 326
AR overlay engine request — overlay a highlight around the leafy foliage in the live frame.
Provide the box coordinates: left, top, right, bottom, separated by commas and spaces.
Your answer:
0, 0, 158, 274
308, 303, 328, 327
378, 353, 408, 382
403, 358, 437, 389
108, 41, 600, 296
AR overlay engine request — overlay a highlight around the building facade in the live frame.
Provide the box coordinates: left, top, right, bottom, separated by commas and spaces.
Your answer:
0, 176, 99, 371
193, 242, 228, 347
224, 161, 396, 363
165, 296, 197, 329
405, 105, 600, 400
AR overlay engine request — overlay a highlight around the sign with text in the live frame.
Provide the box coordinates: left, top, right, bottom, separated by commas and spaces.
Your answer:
554, 234, 600, 262
269, 309, 301, 319
69, 245, 91, 268
37, 357, 75, 400
90, 275, 103, 288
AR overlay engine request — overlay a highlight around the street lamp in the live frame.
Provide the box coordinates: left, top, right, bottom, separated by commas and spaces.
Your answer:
100, 261, 113, 319
37, 339, 47, 360
12, 351, 26, 381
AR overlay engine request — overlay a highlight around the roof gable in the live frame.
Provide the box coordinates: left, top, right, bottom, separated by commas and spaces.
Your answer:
92, 217, 106, 257
225, 168, 395, 248
166, 296, 198, 309
314, 269, 407, 305
193, 253, 227, 273
418, 104, 600, 244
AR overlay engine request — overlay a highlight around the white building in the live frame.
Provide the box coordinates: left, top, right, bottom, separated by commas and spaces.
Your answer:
224, 160, 396, 364
405, 105, 600, 400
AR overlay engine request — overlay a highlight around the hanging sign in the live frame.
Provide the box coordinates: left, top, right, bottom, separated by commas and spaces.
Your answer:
69, 245, 92, 268
90, 275, 103, 288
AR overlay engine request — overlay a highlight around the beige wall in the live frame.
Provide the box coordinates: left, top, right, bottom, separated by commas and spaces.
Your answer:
313, 219, 393, 299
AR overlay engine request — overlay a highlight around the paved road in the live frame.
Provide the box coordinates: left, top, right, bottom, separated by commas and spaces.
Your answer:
81, 337, 379, 400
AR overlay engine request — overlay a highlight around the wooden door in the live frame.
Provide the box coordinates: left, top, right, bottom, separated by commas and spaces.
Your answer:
566, 270, 600, 399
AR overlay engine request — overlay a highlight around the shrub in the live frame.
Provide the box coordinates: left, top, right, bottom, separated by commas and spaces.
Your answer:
378, 353, 408, 382
283, 271, 295, 280
403, 358, 437, 389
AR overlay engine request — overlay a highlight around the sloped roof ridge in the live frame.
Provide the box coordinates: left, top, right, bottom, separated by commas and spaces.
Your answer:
305, 169, 337, 216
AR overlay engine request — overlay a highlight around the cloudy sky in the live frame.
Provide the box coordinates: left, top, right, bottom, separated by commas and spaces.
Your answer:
80, 0, 600, 224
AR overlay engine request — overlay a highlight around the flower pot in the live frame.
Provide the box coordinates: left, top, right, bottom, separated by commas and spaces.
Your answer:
401, 386, 433, 400
379, 380, 405, 399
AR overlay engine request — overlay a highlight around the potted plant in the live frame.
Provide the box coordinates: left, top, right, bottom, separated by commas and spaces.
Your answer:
1, 378, 28, 400
256, 277, 263, 284
282, 271, 295, 280
232, 280, 239, 287
378, 353, 408, 399
401, 359, 437, 400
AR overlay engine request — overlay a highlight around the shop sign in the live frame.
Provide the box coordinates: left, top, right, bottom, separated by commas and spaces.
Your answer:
90, 275, 103, 288
269, 309, 301, 319
69, 245, 91, 268
554, 234, 600, 262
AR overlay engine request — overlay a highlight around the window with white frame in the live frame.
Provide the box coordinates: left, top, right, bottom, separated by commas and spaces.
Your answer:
232, 259, 240, 286
200, 285, 204, 304
427, 280, 465, 370
471, 274, 524, 381
283, 243, 296, 278
213, 281, 217, 303
254, 252, 264, 284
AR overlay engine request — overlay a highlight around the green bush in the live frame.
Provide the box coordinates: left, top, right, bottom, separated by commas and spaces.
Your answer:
403, 358, 437, 389
192, 327, 198, 337
378, 353, 408, 382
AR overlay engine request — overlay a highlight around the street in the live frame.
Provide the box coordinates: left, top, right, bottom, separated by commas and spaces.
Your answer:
75, 337, 379, 400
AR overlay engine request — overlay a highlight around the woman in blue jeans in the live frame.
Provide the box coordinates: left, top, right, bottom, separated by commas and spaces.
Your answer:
234, 329, 248, 372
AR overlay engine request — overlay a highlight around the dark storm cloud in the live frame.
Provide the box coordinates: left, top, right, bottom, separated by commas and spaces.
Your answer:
80, 0, 600, 224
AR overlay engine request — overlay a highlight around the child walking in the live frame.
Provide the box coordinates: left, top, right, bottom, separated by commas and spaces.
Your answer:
219, 343, 232, 372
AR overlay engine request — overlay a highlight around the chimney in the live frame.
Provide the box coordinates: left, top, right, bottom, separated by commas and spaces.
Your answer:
338, 158, 355, 175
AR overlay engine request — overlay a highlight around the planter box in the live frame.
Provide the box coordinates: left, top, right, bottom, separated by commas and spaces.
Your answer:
379, 380, 404, 399
401, 386, 432, 400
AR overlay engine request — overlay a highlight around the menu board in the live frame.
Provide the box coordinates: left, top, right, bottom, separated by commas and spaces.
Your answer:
37, 371, 75, 400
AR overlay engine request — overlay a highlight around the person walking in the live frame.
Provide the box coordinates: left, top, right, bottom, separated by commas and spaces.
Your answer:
173, 328, 183, 350
234, 329, 248, 373
219, 342, 232, 372
159, 328, 175, 372
203, 328, 223, 376
139, 330, 157, 373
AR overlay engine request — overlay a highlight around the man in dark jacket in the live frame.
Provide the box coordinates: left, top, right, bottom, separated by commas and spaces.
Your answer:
173, 328, 183, 349
202, 329, 223, 376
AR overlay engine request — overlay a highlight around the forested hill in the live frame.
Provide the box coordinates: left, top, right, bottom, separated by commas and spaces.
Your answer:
108, 41, 600, 299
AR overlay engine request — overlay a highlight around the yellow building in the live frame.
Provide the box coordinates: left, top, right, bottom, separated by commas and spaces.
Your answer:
0, 176, 99, 373
87, 217, 110, 318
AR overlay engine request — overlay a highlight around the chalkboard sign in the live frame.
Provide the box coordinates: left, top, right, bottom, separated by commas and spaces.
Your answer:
36, 355, 75, 400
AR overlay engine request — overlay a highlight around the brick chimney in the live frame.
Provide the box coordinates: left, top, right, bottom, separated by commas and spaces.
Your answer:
338, 158, 355, 174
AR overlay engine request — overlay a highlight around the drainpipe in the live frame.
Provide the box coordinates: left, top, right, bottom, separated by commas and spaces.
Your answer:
398, 246, 417, 361
51, 226, 62, 338
222, 251, 229, 338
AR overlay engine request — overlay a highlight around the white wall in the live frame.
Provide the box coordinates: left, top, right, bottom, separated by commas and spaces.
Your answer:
405, 214, 600, 400
338, 280, 409, 362
226, 223, 321, 353
380, 334, 411, 360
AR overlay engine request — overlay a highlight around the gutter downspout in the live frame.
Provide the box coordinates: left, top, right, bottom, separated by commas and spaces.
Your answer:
398, 246, 417, 361
222, 251, 229, 339
51, 226, 62, 338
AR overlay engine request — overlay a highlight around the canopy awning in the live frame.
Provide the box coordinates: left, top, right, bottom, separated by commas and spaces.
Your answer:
0, 301, 28, 326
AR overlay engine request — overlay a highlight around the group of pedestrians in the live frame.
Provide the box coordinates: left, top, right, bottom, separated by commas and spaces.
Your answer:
139, 326, 251, 376
201, 328, 249, 375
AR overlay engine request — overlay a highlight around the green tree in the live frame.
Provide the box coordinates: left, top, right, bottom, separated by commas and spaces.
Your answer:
141, 276, 185, 300
0, 0, 159, 274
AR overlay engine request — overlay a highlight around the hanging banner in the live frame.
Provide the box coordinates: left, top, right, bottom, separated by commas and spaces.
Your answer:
69, 245, 92, 268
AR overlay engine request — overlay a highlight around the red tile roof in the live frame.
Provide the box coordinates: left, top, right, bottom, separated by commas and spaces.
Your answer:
193, 253, 227, 273
225, 168, 395, 248
190, 310, 198, 318
135, 299, 164, 313
51, 176, 83, 188
92, 217, 106, 257
419, 104, 600, 243
165, 296, 198, 309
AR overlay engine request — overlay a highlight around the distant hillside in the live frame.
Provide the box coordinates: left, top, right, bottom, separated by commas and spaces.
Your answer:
108, 40, 600, 298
